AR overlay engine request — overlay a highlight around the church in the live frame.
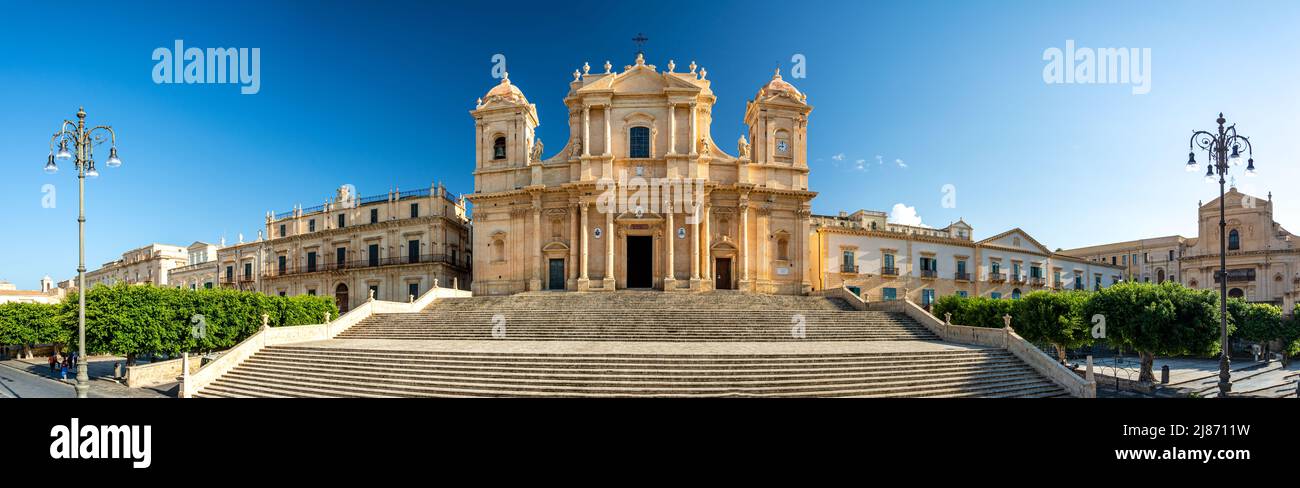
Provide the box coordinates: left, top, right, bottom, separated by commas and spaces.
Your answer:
467, 52, 815, 295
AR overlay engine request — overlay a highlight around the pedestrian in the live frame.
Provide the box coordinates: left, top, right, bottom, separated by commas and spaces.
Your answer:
60, 360, 68, 380
48, 353, 57, 374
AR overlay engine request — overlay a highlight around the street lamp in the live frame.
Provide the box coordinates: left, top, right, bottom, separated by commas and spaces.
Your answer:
44, 107, 121, 399
1186, 112, 1253, 398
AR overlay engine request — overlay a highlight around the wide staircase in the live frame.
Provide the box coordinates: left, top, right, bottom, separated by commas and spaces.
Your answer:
337, 291, 939, 342
193, 291, 1072, 398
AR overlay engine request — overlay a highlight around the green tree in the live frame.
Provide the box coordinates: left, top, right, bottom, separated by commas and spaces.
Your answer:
1085, 281, 1224, 383
1011, 290, 1091, 363
930, 295, 1013, 329
0, 302, 67, 355
56, 283, 337, 364
1226, 298, 1285, 358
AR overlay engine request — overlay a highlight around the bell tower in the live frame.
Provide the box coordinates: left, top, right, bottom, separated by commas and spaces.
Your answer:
471, 73, 539, 193
744, 69, 812, 190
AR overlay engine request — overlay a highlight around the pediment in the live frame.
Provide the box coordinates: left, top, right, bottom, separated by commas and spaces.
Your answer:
977, 228, 1051, 255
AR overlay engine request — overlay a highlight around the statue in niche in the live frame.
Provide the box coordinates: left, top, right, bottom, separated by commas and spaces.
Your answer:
530, 138, 544, 163
571, 137, 583, 158
737, 135, 750, 159
698, 137, 710, 155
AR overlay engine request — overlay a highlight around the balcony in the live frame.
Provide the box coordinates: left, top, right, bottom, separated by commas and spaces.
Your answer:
1029, 277, 1046, 287
1009, 275, 1027, 285
920, 269, 937, 279
261, 254, 469, 279
954, 272, 972, 282
881, 266, 899, 277
988, 272, 1006, 283
840, 264, 860, 274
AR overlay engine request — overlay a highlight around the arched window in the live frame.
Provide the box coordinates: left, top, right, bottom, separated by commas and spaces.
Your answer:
1229, 288, 1244, 299
1011, 288, 1021, 299
629, 126, 650, 158
1228, 229, 1240, 250
493, 137, 507, 160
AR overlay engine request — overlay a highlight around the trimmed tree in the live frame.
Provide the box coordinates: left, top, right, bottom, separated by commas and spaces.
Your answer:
1085, 281, 1224, 383
1011, 290, 1091, 363
1227, 298, 1285, 358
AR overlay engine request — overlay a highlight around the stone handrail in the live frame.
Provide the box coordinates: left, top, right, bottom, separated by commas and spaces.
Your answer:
899, 299, 1096, 398
181, 284, 471, 398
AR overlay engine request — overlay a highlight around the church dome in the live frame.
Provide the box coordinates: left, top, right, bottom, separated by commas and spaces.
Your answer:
480, 73, 528, 106
759, 69, 806, 102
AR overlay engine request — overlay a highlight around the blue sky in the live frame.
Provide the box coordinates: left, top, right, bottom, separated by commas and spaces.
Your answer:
2, 0, 1298, 288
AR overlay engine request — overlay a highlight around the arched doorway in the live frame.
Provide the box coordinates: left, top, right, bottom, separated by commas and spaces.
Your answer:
335, 283, 350, 314
1156, 269, 1165, 283
1228, 288, 1244, 299
1011, 288, 1022, 299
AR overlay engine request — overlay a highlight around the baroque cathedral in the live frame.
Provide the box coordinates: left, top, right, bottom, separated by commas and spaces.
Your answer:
467, 53, 815, 295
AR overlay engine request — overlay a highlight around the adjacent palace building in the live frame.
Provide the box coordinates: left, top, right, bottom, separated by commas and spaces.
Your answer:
67, 53, 1151, 310
1061, 188, 1299, 312
70, 183, 472, 314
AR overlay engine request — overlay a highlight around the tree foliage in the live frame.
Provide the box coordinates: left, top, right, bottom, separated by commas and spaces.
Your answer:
1010, 290, 1091, 363
0, 284, 337, 362
930, 295, 1013, 329
1083, 281, 1224, 382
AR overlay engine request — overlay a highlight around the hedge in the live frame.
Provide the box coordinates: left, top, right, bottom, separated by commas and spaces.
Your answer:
0, 284, 336, 363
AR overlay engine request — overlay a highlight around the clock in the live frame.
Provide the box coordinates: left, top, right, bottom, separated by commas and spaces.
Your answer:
777, 141, 789, 153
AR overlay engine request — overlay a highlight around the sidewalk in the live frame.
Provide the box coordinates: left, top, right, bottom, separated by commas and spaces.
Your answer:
0, 355, 175, 398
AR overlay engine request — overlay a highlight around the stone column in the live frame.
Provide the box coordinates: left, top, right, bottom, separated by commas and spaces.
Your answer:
688, 103, 698, 156
798, 207, 811, 294
739, 199, 750, 289
579, 203, 590, 290
603, 209, 615, 289
570, 202, 580, 286
582, 106, 591, 157
603, 105, 612, 156
530, 202, 542, 291
664, 205, 676, 288
702, 202, 711, 284
667, 103, 677, 155
689, 206, 701, 287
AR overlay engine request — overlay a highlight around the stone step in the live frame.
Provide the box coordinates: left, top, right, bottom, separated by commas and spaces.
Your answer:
244, 354, 1025, 375
207, 366, 1062, 398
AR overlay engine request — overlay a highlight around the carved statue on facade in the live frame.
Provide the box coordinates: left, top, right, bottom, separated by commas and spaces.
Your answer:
571, 137, 583, 158
737, 135, 750, 159
530, 138, 544, 163
698, 137, 710, 155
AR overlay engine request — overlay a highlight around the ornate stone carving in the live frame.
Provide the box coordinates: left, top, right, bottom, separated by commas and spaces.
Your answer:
737, 135, 750, 159
571, 137, 583, 158
530, 138, 544, 163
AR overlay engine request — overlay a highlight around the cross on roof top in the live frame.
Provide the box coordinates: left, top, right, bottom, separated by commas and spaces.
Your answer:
632, 33, 649, 54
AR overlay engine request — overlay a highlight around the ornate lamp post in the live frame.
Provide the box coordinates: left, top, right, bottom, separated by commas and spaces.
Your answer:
44, 107, 121, 399
1185, 112, 1253, 398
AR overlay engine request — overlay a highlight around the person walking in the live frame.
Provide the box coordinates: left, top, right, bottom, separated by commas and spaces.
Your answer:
48, 353, 57, 374
59, 358, 69, 380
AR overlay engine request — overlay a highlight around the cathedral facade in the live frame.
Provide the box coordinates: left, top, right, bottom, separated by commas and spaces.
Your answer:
467, 54, 815, 295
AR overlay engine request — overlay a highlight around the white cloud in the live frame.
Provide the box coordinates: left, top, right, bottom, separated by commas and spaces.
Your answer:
875, 155, 884, 165
831, 153, 845, 161
854, 159, 866, 171
896, 158, 907, 169
887, 203, 928, 227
